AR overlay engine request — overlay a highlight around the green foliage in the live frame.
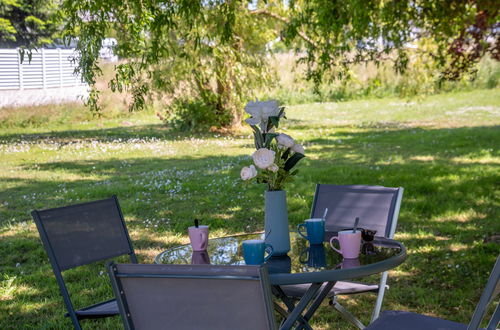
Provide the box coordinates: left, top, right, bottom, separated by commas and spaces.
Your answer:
164, 98, 224, 131
61, 0, 499, 129
285, 0, 499, 86
0, 0, 60, 47
64, 0, 277, 129
262, 54, 500, 105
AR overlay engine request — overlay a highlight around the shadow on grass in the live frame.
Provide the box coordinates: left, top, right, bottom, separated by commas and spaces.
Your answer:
0, 123, 232, 144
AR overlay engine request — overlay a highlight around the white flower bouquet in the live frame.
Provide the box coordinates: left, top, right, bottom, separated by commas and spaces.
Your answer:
240, 100, 305, 191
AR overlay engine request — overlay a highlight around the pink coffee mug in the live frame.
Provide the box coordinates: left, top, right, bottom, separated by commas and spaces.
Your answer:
329, 230, 362, 259
188, 226, 209, 251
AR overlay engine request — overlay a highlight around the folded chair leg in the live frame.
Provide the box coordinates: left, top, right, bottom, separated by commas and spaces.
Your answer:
330, 297, 366, 329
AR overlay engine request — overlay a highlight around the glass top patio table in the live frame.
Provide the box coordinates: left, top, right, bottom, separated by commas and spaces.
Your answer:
155, 232, 406, 286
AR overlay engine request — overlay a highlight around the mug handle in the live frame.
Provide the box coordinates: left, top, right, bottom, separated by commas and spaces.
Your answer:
263, 244, 274, 262
200, 231, 208, 250
297, 223, 308, 240
329, 236, 342, 254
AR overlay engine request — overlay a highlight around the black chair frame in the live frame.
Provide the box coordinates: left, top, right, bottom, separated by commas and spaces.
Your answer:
32, 196, 137, 330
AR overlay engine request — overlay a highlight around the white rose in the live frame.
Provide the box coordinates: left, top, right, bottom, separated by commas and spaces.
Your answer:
240, 165, 258, 180
252, 148, 276, 169
276, 133, 295, 148
268, 163, 279, 172
291, 143, 305, 155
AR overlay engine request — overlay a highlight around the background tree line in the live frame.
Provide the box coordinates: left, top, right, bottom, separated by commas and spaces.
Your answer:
1, 0, 499, 130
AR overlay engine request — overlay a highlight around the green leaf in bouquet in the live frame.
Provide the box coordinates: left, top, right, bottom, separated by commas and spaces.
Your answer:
269, 116, 280, 129
278, 106, 285, 118
277, 107, 287, 120
264, 133, 279, 148
253, 132, 263, 149
284, 153, 306, 171
290, 169, 299, 176
250, 124, 261, 134
251, 125, 264, 149
281, 147, 291, 160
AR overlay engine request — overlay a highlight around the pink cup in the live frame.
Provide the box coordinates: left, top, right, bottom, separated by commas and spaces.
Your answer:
329, 230, 362, 259
188, 226, 209, 251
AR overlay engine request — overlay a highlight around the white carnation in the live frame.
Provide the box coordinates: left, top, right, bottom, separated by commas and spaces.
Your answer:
291, 143, 305, 155
276, 133, 295, 148
252, 148, 276, 169
240, 165, 258, 180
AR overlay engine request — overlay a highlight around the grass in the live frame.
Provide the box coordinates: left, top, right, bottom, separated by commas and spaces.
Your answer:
1, 88, 499, 329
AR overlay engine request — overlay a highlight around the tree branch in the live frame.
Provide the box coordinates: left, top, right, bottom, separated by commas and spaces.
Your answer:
249, 9, 319, 49
250, 9, 394, 68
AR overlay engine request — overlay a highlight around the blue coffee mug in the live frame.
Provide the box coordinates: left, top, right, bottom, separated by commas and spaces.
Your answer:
242, 239, 274, 265
297, 218, 325, 244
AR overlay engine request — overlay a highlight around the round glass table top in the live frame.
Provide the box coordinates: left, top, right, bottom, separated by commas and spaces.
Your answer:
155, 232, 406, 285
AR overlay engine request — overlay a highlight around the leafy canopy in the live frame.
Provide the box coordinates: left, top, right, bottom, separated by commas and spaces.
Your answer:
61, 0, 499, 126
0, 0, 60, 48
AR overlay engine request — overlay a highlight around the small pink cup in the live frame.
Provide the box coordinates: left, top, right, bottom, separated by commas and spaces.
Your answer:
188, 226, 209, 251
329, 230, 362, 259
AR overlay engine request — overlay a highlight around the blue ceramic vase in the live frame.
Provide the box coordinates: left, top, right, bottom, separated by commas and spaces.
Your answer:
264, 190, 291, 256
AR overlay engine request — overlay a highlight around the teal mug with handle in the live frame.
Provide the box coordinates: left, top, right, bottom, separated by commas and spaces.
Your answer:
242, 239, 274, 265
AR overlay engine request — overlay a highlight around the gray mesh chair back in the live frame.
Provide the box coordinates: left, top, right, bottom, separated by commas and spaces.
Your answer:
365, 255, 500, 330
311, 184, 403, 238
108, 263, 277, 330
312, 184, 403, 325
32, 196, 137, 330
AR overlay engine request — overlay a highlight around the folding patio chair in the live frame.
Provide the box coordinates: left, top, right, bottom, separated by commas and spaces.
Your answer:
107, 263, 278, 330
365, 255, 500, 330
32, 196, 137, 330
280, 184, 404, 329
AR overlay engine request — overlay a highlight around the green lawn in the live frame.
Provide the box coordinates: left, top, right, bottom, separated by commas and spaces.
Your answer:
1, 89, 499, 329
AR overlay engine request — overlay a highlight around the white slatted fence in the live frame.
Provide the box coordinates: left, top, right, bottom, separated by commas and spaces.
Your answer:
0, 48, 85, 90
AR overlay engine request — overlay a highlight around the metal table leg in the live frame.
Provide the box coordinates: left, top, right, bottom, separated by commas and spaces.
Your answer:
303, 281, 336, 321
273, 286, 311, 328
291, 281, 337, 330
277, 283, 322, 330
